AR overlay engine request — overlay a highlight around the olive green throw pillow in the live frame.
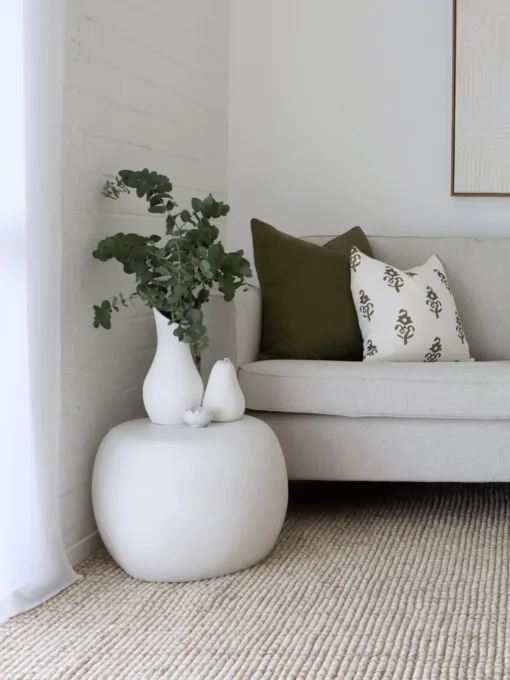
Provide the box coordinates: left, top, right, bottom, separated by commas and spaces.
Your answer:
251, 219, 374, 360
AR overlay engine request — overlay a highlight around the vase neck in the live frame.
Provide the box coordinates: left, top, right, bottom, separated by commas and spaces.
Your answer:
152, 310, 199, 368
154, 309, 179, 338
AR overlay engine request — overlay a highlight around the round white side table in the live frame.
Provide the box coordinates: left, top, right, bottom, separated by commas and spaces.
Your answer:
92, 416, 288, 582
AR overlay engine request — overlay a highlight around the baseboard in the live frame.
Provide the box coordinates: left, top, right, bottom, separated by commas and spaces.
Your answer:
67, 530, 104, 567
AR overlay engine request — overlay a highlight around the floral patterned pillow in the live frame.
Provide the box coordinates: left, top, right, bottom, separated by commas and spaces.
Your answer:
350, 247, 472, 362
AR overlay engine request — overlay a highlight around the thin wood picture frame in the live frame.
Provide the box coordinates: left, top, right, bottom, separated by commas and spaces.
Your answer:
451, 0, 510, 197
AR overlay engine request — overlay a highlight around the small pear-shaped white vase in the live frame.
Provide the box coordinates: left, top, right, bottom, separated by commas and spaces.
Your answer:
202, 358, 245, 422
143, 309, 204, 425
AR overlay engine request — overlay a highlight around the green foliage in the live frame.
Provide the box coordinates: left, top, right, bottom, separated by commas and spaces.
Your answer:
94, 169, 252, 349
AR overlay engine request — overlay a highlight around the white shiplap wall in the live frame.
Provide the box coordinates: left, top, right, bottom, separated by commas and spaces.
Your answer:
60, 0, 229, 564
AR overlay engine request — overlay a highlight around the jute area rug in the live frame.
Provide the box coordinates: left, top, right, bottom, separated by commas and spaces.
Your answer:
1, 483, 509, 679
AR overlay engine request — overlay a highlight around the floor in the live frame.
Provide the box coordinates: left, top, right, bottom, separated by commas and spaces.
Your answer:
1, 483, 509, 679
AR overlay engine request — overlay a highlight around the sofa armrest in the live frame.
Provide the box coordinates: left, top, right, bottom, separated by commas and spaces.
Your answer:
233, 285, 262, 368
201, 285, 262, 382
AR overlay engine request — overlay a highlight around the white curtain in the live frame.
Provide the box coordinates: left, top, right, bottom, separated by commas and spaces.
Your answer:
0, 0, 79, 623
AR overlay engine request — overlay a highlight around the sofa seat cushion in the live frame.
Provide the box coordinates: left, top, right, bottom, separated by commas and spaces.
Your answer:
238, 360, 510, 420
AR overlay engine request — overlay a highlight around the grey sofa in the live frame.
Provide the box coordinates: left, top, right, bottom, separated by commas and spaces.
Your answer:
205, 235, 510, 482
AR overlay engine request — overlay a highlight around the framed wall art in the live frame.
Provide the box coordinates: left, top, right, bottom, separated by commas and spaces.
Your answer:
452, 0, 510, 196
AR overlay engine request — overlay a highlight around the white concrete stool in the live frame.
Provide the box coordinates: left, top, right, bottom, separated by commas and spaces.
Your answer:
92, 416, 288, 582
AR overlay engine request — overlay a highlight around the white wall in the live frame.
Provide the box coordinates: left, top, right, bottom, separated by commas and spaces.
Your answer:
228, 0, 510, 260
61, 0, 229, 563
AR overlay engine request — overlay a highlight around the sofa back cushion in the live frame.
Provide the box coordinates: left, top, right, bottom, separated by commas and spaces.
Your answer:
305, 235, 510, 360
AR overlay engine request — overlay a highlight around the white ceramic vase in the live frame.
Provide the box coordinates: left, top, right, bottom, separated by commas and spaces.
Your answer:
202, 358, 245, 422
143, 309, 204, 425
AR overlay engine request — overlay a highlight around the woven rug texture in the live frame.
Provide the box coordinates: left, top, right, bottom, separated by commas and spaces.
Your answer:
1, 483, 510, 679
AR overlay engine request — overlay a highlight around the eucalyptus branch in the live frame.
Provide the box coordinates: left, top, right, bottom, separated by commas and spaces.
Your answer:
92, 168, 251, 349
